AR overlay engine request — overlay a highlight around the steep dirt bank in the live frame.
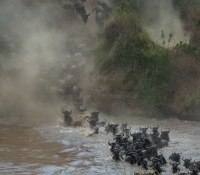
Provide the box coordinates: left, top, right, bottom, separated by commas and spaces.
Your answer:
87, 0, 200, 120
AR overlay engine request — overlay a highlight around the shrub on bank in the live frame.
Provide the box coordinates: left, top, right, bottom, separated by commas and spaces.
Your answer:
95, 1, 175, 115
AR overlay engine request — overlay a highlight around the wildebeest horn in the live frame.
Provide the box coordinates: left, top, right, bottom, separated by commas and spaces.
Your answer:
182, 157, 185, 161
108, 140, 111, 145
84, 116, 89, 120
169, 162, 173, 165
108, 122, 112, 127
189, 157, 192, 161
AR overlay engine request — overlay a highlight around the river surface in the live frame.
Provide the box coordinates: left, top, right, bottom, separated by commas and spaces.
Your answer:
0, 114, 200, 175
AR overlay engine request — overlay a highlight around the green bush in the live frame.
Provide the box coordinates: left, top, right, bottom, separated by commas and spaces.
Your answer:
95, 1, 175, 114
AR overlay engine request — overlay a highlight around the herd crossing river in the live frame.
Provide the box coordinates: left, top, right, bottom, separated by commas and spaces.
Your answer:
0, 114, 200, 175
0, 1, 200, 175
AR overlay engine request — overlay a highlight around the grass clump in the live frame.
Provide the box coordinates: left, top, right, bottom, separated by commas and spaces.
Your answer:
95, 1, 175, 114
184, 93, 200, 111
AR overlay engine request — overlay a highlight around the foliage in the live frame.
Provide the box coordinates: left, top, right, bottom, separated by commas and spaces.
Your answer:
184, 94, 200, 111
174, 41, 197, 55
95, 1, 175, 114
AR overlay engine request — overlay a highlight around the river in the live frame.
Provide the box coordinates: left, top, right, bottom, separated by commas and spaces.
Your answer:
0, 114, 200, 175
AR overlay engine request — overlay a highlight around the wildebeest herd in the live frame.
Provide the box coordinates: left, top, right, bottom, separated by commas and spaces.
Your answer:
57, 0, 112, 27
62, 108, 200, 175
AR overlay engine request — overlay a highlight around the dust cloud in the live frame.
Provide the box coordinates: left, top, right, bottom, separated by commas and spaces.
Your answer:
0, 0, 99, 124
142, 0, 190, 46
0, 0, 191, 125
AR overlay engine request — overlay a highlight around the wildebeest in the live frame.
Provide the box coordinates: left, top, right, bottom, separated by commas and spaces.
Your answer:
122, 127, 131, 138
62, 109, 73, 125
92, 126, 99, 134
189, 165, 199, 175
182, 157, 192, 169
194, 160, 200, 170
152, 162, 163, 173
86, 118, 98, 129
170, 162, 180, 173
160, 128, 170, 142
150, 125, 159, 135
112, 147, 123, 161
169, 152, 182, 162
97, 119, 106, 127
97, 0, 112, 14
130, 132, 142, 142
121, 122, 128, 130
73, 0, 90, 23
107, 122, 119, 135
92, 5, 105, 14
153, 137, 168, 149
139, 126, 149, 137
84, 111, 100, 120
94, 12, 104, 28
108, 140, 118, 153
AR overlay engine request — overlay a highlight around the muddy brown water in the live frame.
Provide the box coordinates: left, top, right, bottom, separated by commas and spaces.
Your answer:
0, 115, 200, 175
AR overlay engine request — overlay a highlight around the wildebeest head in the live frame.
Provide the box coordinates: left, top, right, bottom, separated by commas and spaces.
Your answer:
97, 119, 106, 127
161, 128, 170, 141
62, 109, 73, 125
170, 162, 180, 173
140, 126, 149, 134
108, 122, 119, 129
91, 111, 100, 116
121, 122, 128, 130
169, 152, 182, 162
150, 125, 159, 134
182, 157, 192, 169
62, 109, 72, 115
122, 127, 131, 138
130, 132, 142, 142
194, 160, 200, 170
